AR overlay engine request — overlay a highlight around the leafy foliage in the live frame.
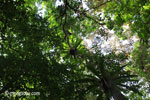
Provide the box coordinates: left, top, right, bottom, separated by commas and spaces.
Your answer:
0, 0, 150, 100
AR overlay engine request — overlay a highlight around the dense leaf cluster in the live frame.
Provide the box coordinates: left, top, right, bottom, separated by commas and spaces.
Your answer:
0, 0, 150, 100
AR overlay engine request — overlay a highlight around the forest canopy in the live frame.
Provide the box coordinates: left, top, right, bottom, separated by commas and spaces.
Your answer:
0, 0, 150, 100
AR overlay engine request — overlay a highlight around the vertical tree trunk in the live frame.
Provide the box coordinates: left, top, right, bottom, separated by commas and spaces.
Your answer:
102, 69, 127, 100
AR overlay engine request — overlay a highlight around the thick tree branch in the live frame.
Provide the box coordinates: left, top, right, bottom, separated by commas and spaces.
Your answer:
67, 3, 105, 25
85, 0, 112, 12
62, 0, 72, 48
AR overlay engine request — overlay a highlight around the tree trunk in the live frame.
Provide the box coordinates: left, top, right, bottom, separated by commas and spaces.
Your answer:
102, 69, 127, 100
